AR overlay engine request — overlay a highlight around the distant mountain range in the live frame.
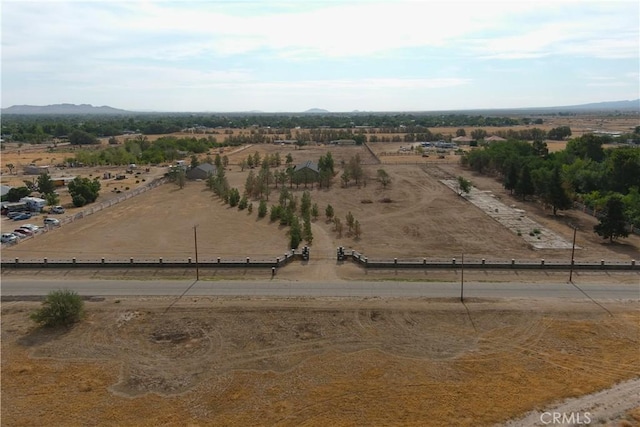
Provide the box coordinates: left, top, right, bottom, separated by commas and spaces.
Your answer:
1, 103, 129, 115
1, 100, 638, 115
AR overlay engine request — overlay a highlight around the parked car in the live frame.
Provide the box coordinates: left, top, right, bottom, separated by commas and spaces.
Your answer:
1, 233, 18, 243
20, 224, 40, 233
50, 206, 65, 214
44, 217, 60, 226
7, 211, 27, 219
13, 228, 32, 237
12, 212, 32, 221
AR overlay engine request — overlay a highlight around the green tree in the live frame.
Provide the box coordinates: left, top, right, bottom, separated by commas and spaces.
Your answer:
69, 129, 98, 145
354, 220, 362, 239
303, 216, 313, 244
290, 216, 302, 249
547, 166, 572, 215
346, 211, 355, 233
334, 217, 343, 237
594, 194, 629, 243
5, 186, 31, 202
515, 165, 534, 201
30, 289, 84, 327
222, 155, 229, 168
503, 158, 519, 195
471, 129, 487, 140
228, 188, 241, 207
68, 176, 101, 206
456, 128, 466, 137
300, 190, 311, 217
215, 154, 223, 170
456, 176, 471, 196
190, 154, 199, 169
258, 199, 268, 218
285, 153, 293, 166
547, 126, 572, 141
45, 192, 60, 206
377, 169, 391, 188
325, 204, 334, 221
311, 203, 319, 221
6, 163, 15, 175
238, 195, 248, 210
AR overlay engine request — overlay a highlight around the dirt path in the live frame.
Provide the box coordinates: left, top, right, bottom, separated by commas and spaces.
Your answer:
502, 377, 640, 426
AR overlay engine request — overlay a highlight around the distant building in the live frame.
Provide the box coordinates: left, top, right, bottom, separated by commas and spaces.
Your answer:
292, 160, 320, 186
186, 163, 217, 180
330, 139, 356, 145
24, 164, 50, 175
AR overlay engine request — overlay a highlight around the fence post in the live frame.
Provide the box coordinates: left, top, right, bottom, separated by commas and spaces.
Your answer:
101, 257, 105, 265
130, 257, 134, 264
246, 257, 250, 264
188, 257, 192, 264
632, 260, 636, 267
511, 259, 515, 267
482, 258, 485, 266
541, 259, 544, 266
394, 258, 397, 267
217, 257, 221, 264
452, 258, 456, 265
72, 257, 76, 265
44, 257, 47, 266
423, 258, 426, 265
601, 259, 605, 269
159, 257, 163, 266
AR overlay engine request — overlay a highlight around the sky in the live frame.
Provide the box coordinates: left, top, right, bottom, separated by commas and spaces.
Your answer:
2, 0, 639, 112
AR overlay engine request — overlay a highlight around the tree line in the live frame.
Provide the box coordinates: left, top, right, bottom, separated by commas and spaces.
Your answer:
462, 134, 640, 241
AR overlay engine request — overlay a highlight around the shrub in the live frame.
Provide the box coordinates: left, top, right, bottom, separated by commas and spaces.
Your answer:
380, 197, 393, 203
361, 199, 373, 204
125, 187, 130, 190
30, 289, 84, 327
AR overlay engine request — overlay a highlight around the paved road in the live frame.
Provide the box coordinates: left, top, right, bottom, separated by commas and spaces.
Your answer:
1, 278, 638, 299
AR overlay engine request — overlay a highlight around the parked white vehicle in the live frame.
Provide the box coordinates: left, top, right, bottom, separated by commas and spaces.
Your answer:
1, 233, 18, 243
50, 206, 65, 214
44, 217, 60, 226
19, 224, 40, 233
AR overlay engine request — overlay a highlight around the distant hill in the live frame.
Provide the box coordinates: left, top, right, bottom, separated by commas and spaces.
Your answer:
304, 108, 330, 113
555, 99, 639, 111
1, 103, 130, 115
518, 99, 640, 113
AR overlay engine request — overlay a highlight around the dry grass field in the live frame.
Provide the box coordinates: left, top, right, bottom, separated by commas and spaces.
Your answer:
2, 119, 639, 426
3, 142, 638, 263
2, 298, 639, 426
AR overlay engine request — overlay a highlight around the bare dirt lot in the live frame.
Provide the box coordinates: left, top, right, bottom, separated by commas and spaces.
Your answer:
1, 298, 638, 426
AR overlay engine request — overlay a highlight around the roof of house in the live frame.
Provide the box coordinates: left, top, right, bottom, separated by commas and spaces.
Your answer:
294, 160, 319, 173
485, 135, 506, 141
192, 163, 216, 173
452, 136, 474, 142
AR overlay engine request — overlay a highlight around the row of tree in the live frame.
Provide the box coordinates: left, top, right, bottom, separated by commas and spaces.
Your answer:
1, 113, 541, 143
462, 134, 640, 241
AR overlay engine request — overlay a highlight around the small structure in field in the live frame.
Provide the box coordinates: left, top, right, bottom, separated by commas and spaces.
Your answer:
186, 163, 217, 180
292, 161, 320, 186
24, 164, 50, 175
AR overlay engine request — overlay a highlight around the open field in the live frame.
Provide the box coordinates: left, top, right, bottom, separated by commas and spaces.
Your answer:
1, 298, 639, 426
3, 148, 638, 264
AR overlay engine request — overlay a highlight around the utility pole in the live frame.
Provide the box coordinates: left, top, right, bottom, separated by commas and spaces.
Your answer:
569, 225, 577, 282
460, 253, 464, 302
194, 225, 199, 281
